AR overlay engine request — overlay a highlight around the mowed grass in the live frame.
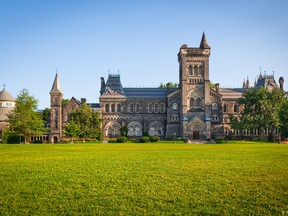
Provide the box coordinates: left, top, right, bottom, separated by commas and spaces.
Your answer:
0, 142, 288, 215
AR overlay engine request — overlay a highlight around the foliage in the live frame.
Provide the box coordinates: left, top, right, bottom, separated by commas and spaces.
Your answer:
0, 143, 287, 215
279, 97, 288, 138
150, 135, 160, 142
232, 87, 285, 138
7, 89, 46, 144
117, 136, 128, 143
69, 103, 102, 140
120, 126, 128, 137
63, 118, 80, 143
1, 128, 22, 144
62, 98, 69, 108
159, 82, 178, 88
140, 136, 150, 143
41, 108, 50, 127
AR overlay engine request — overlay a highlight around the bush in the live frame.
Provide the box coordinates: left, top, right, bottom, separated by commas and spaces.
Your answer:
150, 136, 160, 142
32, 140, 43, 144
140, 136, 150, 143
117, 136, 128, 143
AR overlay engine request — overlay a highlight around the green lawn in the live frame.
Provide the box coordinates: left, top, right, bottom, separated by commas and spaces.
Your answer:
0, 142, 288, 215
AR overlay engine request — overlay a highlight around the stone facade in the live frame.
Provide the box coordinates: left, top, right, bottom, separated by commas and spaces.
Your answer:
49, 33, 285, 142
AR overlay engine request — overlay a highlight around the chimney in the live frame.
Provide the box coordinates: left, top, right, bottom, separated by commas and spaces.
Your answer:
81, 98, 87, 104
215, 83, 219, 93
279, 77, 284, 90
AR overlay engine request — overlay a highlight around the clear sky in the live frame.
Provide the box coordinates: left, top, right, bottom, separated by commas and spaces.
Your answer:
1, 0, 287, 109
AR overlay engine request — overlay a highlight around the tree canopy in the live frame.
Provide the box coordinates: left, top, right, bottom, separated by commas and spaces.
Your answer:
230, 87, 285, 139
64, 103, 102, 140
7, 89, 46, 143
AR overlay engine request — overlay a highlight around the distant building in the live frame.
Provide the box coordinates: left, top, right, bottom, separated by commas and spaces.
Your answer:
49, 33, 285, 143
0, 87, 16, 139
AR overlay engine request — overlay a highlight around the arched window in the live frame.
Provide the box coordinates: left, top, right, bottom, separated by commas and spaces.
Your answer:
190, 98, 195, 108
189, 66, 193, 75
171, 114, 179, 122
172, 103, 178, 110
129, 103, 134, 113
135, 103, 140, 113
160, 103, 165, 113
234, 104, 238, 113
194, 66, 198, 75
148, 103, 153, 113
223, 104, 228, 113
105, 104, 110, 113
111, 104, 115, 112
212, 114, 219, 122
117, 104, 121, 112
154, 103, 159, 113
196, 98, 201, 107
199, 66, 204, 75
212, 103, 218, 110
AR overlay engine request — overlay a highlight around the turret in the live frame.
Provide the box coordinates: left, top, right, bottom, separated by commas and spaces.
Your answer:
279, 77, 284, 90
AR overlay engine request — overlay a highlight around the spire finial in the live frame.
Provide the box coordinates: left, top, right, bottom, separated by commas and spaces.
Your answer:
3, 84, 5, 90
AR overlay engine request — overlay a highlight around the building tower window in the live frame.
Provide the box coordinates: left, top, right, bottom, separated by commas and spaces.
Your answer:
189, 66, 193, 75
117, 104, 121, 112
190, 98, 195, 108
223, 104, 228, 113
234, 104, 238, 113
105, 104, 110, 113
196, 98, 201, 107
111, 104, 115, 113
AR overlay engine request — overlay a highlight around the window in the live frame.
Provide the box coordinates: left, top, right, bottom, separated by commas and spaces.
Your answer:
111, 104, 115, 112
189, 66, 193, 75
135, 103, 140, 113
171, 114, 179, 122
129, 103, 134, 113
212, 103, 218, 110
190, 98, 195, 108
234, 104, 238, 113
154, 103, 159, 113
199, 66, 204, 75
117, 104, 121, 112
172, 103, 178, 110
196, 98, 201, 107
160, 103, 165, 113
223, 104, 228, 113
6, 102, 13, 107
212, 114, 219, 122
105, 104, 109, 113
148, 103, 153, 113
194, 66, 198, 75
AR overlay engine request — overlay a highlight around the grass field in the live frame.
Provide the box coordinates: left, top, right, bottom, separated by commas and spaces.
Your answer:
0, 142, 288, 215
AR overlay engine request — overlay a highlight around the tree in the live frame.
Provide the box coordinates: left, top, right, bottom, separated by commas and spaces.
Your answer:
69, 103, 102, 140
279, 97, 288, 138
159, 82, 178, 88
233, 87, 285, 139
41, 108, 50, 127
7, 89, 46, 144
64, 118, 80, 143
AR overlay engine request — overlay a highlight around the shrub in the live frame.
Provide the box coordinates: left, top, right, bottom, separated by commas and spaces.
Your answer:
32, 140, 43, 144
117, 136, 128, 143
150, 136, 160, 142
140, 136, 150, 143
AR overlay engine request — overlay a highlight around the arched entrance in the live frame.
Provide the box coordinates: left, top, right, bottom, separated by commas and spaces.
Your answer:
53, 136, 58, 143
186, 116, 205, 140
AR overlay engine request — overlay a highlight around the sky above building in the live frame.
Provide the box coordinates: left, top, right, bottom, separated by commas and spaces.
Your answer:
1, 0, 287, 109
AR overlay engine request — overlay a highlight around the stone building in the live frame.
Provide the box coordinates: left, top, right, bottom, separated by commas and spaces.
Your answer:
0, 87, 16, 139
49, 33, 285, 142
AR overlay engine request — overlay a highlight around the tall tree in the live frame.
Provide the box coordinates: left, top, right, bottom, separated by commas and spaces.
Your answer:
64, 118, 80, 143
279, 96, 288, 138
232, 87, 285, 139
69, 103, 102, 140
7, 89, 46, 143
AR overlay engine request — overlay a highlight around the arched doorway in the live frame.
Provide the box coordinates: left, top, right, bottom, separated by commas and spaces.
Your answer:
53, 136, 58, 143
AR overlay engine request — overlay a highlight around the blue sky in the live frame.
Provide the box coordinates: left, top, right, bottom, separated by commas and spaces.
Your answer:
1, 0, 287, 109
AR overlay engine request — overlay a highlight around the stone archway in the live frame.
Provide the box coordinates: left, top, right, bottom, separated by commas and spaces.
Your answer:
187, 116, 205, 140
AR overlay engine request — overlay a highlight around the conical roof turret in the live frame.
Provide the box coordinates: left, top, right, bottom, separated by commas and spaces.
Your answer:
50, 73, 62, 94
199, 32, 211, 49
0, 88, 15, 101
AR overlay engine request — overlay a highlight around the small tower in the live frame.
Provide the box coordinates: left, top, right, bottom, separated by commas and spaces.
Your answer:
279, 77, 284, 90
49, 73, 63, 143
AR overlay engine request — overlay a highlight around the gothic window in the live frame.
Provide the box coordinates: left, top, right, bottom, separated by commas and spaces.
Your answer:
223, 104, 228, 113
194, 66, 198, 75
129, 103, 134, 113
190, 98, 195, 108
172, 103, 178, 110
154, 103, 159, 113
105, 104, 110, 113
212, 103, 218, 110
234, 104, 238, 113
196, 98, 201, 107
212, 114, 219, 122
148, 121, 164, 136
111, 104, 115, 113
199, 66, 204, 75
189, 66, 193, 75
160, 103, 165, 113
148, 103, 153, 113
135, 103, 140, 113
127, 121, 143, 136
54, 98, 58, 106
117, 104, 121, 112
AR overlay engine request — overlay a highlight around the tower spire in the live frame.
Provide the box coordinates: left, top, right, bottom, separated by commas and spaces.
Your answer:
199, 32, 211, 49
50, 73, 62, 94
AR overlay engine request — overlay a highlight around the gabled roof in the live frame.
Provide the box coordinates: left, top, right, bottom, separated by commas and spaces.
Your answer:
50, 73, 62, 94
219, 88, 245, 100
0, 88, 15, 101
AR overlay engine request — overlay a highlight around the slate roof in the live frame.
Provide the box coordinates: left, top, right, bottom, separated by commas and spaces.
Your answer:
219, 88, 245, 100
123, 88, 178, 98
0, 89, 15, 101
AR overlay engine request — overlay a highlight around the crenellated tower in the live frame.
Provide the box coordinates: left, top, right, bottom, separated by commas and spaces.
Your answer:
178, 33, 211, 140
49, 73, 63, 143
